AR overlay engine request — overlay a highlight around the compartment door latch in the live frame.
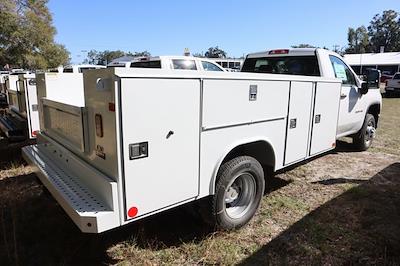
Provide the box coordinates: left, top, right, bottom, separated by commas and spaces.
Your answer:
129, 142, 148, 160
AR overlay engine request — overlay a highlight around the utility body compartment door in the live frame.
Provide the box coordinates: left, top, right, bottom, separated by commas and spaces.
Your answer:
284, 81, 314, 164
309, 82, 341, 155
120, 78, 200, 220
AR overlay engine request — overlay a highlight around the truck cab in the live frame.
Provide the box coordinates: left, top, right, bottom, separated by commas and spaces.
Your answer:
242, 48, 382, 149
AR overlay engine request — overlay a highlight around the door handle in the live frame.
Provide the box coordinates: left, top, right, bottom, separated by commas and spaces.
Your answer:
340, 93, 347, 98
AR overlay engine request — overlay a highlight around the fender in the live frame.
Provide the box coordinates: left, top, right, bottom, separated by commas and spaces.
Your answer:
208, 136, 277, 195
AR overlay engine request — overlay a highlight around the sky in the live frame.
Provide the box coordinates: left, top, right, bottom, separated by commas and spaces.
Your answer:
48, 0, 399, 64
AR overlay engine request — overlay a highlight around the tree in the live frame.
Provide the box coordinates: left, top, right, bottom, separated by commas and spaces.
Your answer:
204, 46, 227, 58
291, 44, 316, 48
84, 50, 152, 65
368, 10, 400, 52
346, 26, 369, 53
0, 0, 69, 70
345, 10, 400, 54
126, 51, 151, 57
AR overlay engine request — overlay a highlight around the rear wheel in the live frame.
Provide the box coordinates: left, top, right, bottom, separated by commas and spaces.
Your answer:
212, 156, 265, 230
353, 114, 376, 151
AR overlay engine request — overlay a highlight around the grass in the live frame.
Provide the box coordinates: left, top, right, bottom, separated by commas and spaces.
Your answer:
0, 97, 399, 265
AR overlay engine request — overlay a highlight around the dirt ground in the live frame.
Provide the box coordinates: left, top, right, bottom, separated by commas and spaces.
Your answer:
0, 97, 399, 265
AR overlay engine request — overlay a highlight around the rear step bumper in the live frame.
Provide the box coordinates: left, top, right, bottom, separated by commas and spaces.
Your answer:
22, 141, 120, 233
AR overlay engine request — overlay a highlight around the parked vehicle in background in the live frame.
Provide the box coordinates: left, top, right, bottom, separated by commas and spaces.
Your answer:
0, 71, 10, 108
380, 71, 394, 83
0, 72, 39, 140
108, 56, 227, 72
62, 64, 106, 73
385, 72, 400, 96
241, 48, 382, 151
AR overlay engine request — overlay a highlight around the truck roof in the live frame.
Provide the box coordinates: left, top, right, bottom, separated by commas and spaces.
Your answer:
246, 48, 319, 58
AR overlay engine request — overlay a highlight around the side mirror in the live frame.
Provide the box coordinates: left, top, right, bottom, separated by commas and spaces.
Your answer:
360, 82, 369, 95
365, 69, 380, 88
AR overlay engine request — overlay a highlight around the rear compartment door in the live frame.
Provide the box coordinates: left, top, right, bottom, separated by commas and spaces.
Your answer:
284, 81, 314, 164
309, 82, 341, 155
120, 78, 200, 220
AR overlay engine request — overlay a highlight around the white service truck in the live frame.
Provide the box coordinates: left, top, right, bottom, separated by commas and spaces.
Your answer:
0, 73, 39, 140
22, 49, 381, 233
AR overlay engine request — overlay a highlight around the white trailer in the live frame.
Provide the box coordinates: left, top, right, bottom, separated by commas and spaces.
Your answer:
22, 67, 345, 233
0, 73, 39, 140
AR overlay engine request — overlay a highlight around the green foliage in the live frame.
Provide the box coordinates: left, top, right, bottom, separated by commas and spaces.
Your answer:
0, 0, 70, 70
204, 46, 227, 58
291, 44, 316, 48
346, 10, 400, 54
84, 50, 151, 65
368, 10, 400, 52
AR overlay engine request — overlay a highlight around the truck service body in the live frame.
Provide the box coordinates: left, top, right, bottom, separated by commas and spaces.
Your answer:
22, 49, 381, 233
0, 73, 39, 140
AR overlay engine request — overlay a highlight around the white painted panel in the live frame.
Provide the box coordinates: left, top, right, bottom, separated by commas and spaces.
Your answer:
36, 73, 85, 107
25, 78, 40, 138
202, 80, 289, 129
310, 82, 341, 155
121, 78, 200, 219
199, 119, 287, 198
285, 82, 313, 164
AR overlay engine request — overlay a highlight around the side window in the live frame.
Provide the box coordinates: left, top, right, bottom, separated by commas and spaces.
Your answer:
201, 61, 223, 71
172, 59, 197, 70
329, 55, 356, 86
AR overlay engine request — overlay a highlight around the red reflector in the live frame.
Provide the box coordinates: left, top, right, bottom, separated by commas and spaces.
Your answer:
269, 49, 289, 55
128, 207, 138, 218
109, 102, 115, 112
32, 130, 38, 136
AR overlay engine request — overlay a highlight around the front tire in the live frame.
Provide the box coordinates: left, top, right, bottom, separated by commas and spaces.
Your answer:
212, 156, 265, 230
353, 113, 376, 151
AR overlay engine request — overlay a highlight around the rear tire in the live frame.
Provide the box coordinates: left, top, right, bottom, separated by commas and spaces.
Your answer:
353, 113, 376, 151
212, 156, 265, 230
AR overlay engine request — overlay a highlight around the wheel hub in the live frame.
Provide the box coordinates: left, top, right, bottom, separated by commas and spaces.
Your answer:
224, 172, 256, 219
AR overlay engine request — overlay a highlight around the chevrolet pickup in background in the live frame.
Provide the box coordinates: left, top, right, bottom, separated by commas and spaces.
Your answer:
241, 48, 382, 151
385, 72, 400, 96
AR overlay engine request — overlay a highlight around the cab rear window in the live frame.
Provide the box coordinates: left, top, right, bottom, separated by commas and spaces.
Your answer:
241, 56, 320, 76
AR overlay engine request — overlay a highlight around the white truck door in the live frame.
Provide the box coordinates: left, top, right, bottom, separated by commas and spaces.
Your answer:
329, 55, 364, 136
284, 81, 313, 165
120, 78, 200, 220
25, 78, 40, 137
310, 82, 341, 155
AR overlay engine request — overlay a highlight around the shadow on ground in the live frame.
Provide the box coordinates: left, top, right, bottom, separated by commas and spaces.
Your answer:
239, 162, 400, 265
0, 165, 290, 265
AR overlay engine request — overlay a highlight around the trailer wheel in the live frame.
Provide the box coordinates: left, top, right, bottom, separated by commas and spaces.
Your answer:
212, 156, 265, 230
353, 114, 376, 151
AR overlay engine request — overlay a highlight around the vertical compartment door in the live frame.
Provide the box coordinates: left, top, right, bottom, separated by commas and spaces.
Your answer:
284, 82, 313, 165
121, 78, 200, 220
310, 82, 341, 156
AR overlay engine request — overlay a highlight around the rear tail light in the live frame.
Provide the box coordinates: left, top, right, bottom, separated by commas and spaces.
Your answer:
95, 114, 103, 138
269, 49, 289, 55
